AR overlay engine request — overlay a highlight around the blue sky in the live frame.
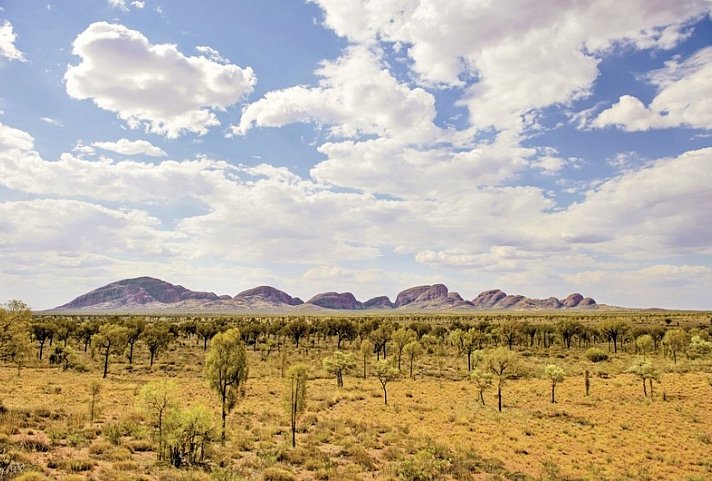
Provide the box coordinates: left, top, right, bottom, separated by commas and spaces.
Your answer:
1, 0, 711, 309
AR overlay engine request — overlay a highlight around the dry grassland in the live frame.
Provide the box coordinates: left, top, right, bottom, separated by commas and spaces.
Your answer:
1, 316, 711, 481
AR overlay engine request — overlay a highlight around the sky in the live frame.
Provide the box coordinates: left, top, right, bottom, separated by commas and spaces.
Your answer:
0, 1, 711, 310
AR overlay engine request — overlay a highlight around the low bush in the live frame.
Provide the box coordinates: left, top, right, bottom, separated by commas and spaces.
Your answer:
585, 348, 609, 362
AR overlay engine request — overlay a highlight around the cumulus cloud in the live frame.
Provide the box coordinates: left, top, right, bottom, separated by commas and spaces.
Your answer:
594, 46, 712, 131
552, 147, 712, 256
0, 20, 25, 62
65, 22, 256, 138
0, 199, 177, 257
2, 120, 711, 307
562, 264, 712, 308
311, 131, 535, 197
310, 0, 711, 131
233, 46, 441, 143
0, 122, 34, 151
107, 0, 144, 11
92, 138, 166, 157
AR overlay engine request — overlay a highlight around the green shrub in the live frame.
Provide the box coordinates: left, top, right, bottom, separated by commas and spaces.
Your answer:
103, 422, 122, 445
262, 467, 295, 481
585, 348, 609, 362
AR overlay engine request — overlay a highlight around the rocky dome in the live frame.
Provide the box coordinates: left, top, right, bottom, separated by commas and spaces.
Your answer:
563, 293, 585, 308
363, 296, 395, 309
306, 292, 362, 310
235, 286, 303, 306
59, 277, 219, 309
394, 284, 449, 307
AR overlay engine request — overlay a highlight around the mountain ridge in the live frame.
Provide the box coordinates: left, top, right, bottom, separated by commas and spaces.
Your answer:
56, 276, 600, 312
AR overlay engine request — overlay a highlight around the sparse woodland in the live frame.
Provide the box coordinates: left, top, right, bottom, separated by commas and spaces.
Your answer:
1, 302, 712, 481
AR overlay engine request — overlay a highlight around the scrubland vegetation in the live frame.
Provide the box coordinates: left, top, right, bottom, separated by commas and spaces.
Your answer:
1, 301, 712, 481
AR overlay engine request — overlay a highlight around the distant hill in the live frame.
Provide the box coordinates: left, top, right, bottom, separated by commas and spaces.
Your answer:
54, 276, 599, 312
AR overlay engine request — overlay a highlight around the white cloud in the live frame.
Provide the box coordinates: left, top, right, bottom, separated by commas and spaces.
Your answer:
108, 0, 144, 11
0, 199, 177, 257
311, 131, 534, 197
0, 20, 25, 62
92, 138, 166, 157
552, 147, 712, 256
594, 46, 712, 131
310, 0, 711, 131
40, 117, 63, 127
562, 264, 712, 308
0, 122, 34, 151
233, 46, 441, 143
65, 22, 256, 138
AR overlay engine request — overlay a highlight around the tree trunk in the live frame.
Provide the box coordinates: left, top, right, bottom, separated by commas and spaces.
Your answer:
150, 350, 155, 367
479, 389, 485, 406
382, 383, 388, 405
585, 370, 590, 397
409, 357, 414, 379
221, 393, 227, 445
642, 379, 647, 397
467, 351, 471, 371
102, 349, 110, 378
551, 382, 556, 403
497, 383, 502, 412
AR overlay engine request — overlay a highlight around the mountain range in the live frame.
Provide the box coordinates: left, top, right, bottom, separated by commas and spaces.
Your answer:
54, 276, 598, 312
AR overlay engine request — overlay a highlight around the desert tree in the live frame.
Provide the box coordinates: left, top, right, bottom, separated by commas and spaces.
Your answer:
360, 339, 374, 378
138, 379, 178, 460
391, 328, 417, 371
663, 329, 687, 364
93, 324, 129, 378
402, 340, 423, 379
628, 358, 661, 397
165, 404, 216, 467
635, 334, 654, 357
123, 317, 146, 365
556, 319, 583, 349
600, 320, 627, 353
485, 347, 522, 412
322, 350, 355, 387
76, 320, 101, 352
689, 335, 712, 358
197, 320, 218, 351
370, 324, 393, 359
286, 318, 309, 349
88, 380, 101, 423
500, 320, 520, 350
0, 301, 32, 376
204, 328, 249, 444
544, 364, 565, 403
325, 318, 356, 349
374, 359, 399, 405
284, 364, 307, 447
470, 368, 493, 406
449, 328, 479, 371
31, 321, 54, 360
143, 322, 172, 367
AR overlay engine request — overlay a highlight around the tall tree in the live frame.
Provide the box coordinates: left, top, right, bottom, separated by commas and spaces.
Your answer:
374, 360, 399, 405
322, 350, 355, 387
284, 364, 307, 448
204, 328, 249, 444
93, 324, 129, 378
138, 380, 178, 460
544, 364, 565, 403
485, 348, 521, 412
